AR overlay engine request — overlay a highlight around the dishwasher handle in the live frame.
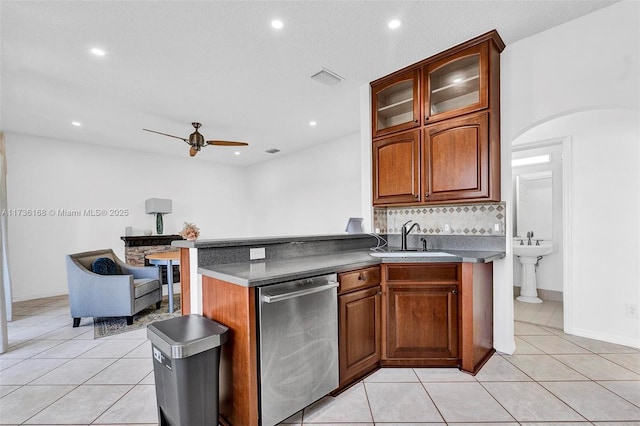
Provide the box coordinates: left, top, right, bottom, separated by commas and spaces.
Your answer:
261, 281, 338, 303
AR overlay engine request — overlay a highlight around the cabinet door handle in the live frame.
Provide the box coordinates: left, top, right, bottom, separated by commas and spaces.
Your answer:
377, 291, 382, 296
357, 274, 366, 281
413, 119, 419, 123
414, 194, 419, 199
425, 193, 429, 198
451, 289, 458, 295
424, 116, 429, 123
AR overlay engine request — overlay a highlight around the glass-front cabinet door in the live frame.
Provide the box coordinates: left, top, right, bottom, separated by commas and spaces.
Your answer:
424, 43, 488, 123
371, 69, 420, 137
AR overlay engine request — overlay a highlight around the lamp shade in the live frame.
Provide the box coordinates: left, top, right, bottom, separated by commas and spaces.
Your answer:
145, 198, 172, 214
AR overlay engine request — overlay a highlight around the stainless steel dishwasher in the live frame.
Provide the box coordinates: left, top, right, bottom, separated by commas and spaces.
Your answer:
257, 273, 339, 426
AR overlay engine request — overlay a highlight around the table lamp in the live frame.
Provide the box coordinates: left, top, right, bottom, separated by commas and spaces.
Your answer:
145, 198, 172, 235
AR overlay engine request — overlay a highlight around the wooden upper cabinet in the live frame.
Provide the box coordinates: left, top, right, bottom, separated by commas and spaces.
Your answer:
370, 30, 504, 207
424, 112, 492, 202
372, 130, 420, 205
371, 69, 420, 138
423, 42, 488, 124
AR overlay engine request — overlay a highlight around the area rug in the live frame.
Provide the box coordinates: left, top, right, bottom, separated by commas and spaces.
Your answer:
94, 294, 181, 338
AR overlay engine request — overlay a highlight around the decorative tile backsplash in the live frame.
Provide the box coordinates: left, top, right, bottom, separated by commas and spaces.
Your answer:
374, 202, 506, 236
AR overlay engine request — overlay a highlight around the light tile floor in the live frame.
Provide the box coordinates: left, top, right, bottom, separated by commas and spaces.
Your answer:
1, 295, 639, 425
514, 298, 563, 329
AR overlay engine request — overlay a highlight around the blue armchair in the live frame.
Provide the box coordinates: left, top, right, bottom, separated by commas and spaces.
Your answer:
65, 249, 162, 327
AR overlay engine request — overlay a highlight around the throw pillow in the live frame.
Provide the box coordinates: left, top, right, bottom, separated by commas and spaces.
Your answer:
91, 257, 118, 275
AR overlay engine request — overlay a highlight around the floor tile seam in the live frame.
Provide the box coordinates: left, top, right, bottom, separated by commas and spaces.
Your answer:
517, 335, 592, 355
593, 380, 640, 409
513, 319, 560, 331
87, 383, 138, 425
119, 339, 149, 359
8, 347, 115, 384
472, 380, 521, 423
70, 357, 120, 386
478, 378, 588, 423
360, 380, 377, 425
0, 357, 28, 371
549, 353, 640, 380
552, 333, 630, 355
598, 353, 640, 374
9, 338, 68, 359
361, 379, 448, 422
20, 357, 78, 386
0, 382, 22, 399
537, 379, 640, 422
7, 323, 69, 342
496, 354, 544, 383
19, 383, 81, 425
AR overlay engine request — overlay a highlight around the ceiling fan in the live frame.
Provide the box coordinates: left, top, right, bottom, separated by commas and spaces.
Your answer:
143, 122, 248, 157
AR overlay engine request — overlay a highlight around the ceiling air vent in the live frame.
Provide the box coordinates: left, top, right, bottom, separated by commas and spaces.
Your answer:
310, 68, 344, 86
265, 148, 281, 154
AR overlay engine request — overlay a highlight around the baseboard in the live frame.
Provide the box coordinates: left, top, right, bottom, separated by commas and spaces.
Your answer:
513, 286, 563, 302
571, 327, 640, 349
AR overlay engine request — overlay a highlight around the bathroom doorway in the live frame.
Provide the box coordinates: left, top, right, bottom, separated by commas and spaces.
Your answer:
512, 139, 567, 330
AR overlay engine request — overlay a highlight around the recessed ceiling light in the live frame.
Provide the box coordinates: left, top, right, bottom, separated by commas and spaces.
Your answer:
265, 148, 281, 154
271, 19, 283, 29
90, 48, 106, 56
234, 151, 241, 156
452, 78, 462, 83
71, 121, 81, 126
309, 121, 317, 126
388, 19, 401, 29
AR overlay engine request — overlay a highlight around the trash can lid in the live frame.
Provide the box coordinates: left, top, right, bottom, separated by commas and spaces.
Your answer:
147, 314, 229, 359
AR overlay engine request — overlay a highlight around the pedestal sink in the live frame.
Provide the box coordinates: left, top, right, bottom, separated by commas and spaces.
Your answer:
514, 241, 554, 303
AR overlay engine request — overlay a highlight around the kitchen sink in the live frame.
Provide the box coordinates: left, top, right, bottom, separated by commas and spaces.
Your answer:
370, 251, 456, 258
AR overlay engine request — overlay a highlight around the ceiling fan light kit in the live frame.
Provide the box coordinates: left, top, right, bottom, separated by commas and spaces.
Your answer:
143, 122, 248, 157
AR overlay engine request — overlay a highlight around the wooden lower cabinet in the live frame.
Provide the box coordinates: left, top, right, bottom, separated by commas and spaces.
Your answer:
336, 267, 382, 391
338, 285, 381, 388
381, 263, 494, 373
386, 283, 458, 361
199, 263, 494, 424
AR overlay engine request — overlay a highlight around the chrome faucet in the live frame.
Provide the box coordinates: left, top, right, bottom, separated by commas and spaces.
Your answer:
401, 220, 421, 251
527, 231, 534, 246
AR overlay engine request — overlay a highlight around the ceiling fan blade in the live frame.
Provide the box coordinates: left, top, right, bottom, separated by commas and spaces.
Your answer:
189, 146, 198, 157
206, 140, 249, 146
143, 128, 188, 142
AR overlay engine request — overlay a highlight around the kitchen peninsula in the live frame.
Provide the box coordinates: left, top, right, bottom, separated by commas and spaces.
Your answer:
173, 234, 505, 426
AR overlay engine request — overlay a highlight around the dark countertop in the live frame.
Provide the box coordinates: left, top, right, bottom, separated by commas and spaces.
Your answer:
198, 249, 505, 287
173, 233, 375, 249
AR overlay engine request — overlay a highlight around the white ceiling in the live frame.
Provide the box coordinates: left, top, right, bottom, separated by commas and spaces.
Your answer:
1, 0, 617, 166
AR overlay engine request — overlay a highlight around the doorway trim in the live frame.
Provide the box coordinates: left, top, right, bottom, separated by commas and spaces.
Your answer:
512, 136, 573, 333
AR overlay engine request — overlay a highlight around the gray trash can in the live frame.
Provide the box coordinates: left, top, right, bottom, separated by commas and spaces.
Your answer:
147, 314, 229, 426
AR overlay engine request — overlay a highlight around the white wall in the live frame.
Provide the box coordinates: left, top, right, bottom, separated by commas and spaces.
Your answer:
5, 133, 249, 300
513, 110, 639, 346
502, 1, 639, 143
502, 1, 640, 347
246, 133, 362, 236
